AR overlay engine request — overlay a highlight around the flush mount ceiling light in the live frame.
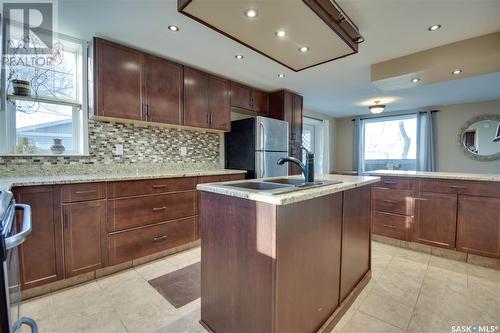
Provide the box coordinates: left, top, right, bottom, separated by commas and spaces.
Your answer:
298, 46, 310, 53
452, 69, 463, 75
244, 8, 258, 18
235, 54, 244, 60
168, 25, 179, 32
178, 0, 362, 71
275, 30, 286, 38
278, 73, 286, 78
411, 78, 421, 83
428, 24, 441, 31
369, 101, 385, 114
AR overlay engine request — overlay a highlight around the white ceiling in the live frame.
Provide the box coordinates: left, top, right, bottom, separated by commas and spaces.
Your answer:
58, 0, 500, 117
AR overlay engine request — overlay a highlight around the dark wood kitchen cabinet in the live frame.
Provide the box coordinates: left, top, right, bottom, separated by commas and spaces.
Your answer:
144, 55, 183, 124
62, 200, 107, 277
13, 186, 63, 289
457, 195, 500, 258
230, 81, 269, 115
184, 67, 231, 131
94, 37, 144, 120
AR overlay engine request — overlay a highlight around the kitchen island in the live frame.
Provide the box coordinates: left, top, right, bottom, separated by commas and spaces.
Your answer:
197, 174, 379, 333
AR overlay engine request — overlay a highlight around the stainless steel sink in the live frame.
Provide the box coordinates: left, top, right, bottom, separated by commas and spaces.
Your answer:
223, 179, 343, 195
264, 178, 306, 186
225, 182, 292, 191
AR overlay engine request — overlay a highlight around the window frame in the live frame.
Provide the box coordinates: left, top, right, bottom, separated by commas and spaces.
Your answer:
0, 28, 89, 156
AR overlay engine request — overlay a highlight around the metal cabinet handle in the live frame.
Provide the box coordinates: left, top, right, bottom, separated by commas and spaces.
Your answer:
449, 185, 467, 190
75, 190, 97, 195
414, 198, 428, 201
383, 224, 397, 229
152, 206, 167, 212
5, 204, 32, 250
146, 104, 150, 120
383, 199, 397, 204
152, 185, 167, 189
153, 235, 167, 242
383, 180, 397, 184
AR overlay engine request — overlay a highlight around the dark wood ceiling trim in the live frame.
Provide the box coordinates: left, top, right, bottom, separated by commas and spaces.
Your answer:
177, 0, 360, 72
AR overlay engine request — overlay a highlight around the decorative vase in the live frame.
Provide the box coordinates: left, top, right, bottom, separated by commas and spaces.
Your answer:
50, 138, 65, 154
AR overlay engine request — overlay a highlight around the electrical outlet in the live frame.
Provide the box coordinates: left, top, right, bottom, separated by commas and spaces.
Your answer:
115, 144, 124, 155
180, 147, 187, 156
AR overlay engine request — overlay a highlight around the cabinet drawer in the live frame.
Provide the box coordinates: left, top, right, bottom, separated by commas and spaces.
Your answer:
374, 177, 412, 190
372, 188, 413, 216
418, 179, 500, 197
107, 177, 196, 198
198, 173, 245, 184
61, 183, 106, 202
108, 217, 196, 265
107, 191, 197, 232
372, 212, 411, 241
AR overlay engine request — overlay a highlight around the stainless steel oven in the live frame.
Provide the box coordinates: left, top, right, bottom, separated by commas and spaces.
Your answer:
0, 191, 37, 333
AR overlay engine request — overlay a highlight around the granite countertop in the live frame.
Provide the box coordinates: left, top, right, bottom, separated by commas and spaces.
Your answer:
0, 169, 246, 192
197, 174, 380, 205
369, 170, 500, 182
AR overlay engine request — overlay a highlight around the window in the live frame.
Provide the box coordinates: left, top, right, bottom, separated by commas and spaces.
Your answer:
1, 25, 88, 155
302, 116, 325, 175
362, 114, 417, 172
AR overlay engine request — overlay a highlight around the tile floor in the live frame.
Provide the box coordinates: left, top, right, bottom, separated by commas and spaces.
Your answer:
20, 242, 500, 333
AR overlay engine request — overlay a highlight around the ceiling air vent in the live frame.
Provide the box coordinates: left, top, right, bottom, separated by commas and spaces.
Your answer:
178, 0, 363, 71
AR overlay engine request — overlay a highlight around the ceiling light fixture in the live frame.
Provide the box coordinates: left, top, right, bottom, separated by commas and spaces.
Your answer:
244, 8, 258, 18
411, 78, 421, 83
299, 46, 310, 53
369, 100, 385, 114
452, 69, 462, 75
428, 24, 441, 31
278, 73, 286, 78
235, 55, 244, 60
275, 30, 286, 38
168, 25, 179, 32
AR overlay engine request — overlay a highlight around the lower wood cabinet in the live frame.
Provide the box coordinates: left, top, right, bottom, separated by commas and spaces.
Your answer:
14, 186, 64, 289
63, 200, 107, 277
414, 192, 457, 249
457, 195, 500, 258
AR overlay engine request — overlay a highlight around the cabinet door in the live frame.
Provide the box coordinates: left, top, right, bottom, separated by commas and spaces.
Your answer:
95, 38, 144, 120
341, 186, 371, 301
230, 81, 252, 110
14, 186, 63, 289
63, 200, 107, 277
208, 75, 230, 131
252, 89, 269, 115
144, 55, 183, 125
414, 192, 457, 249
291, 93, 303, 143
457, 195, 500, 258
184, 67, 209, 128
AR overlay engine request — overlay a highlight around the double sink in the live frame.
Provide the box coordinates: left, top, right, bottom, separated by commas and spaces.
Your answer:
221, 177, 343, 195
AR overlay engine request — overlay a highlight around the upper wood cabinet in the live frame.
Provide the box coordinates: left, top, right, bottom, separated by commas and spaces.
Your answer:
269, 90, 303, 144
184, 67, 231, 131
144, 55, 183, 125
230, 81, 269, 115
457, 195, 500, 258
95, 38, 144, 120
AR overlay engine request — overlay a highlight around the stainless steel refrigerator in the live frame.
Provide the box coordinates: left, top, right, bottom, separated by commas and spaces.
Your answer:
225, 116, 289, 179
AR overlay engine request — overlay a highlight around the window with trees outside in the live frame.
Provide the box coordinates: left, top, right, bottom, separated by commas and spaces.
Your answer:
0, 26, 88, 156
362, 114, 417, 172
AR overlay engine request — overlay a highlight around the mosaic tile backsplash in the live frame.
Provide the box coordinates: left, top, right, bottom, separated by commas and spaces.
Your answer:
0, 120, 222, 176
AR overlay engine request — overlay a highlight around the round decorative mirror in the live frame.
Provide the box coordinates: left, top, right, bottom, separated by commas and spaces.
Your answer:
458, 114, 500, 161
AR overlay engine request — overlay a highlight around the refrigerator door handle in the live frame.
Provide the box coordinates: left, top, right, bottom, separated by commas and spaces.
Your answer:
259, 121, 266, 177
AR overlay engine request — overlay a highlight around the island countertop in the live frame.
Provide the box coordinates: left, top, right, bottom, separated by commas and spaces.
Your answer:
369, 170, 500, 182
196, 174, 380, 205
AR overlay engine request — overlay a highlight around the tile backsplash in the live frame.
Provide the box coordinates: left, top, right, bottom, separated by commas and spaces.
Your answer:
0, 120, 222, 176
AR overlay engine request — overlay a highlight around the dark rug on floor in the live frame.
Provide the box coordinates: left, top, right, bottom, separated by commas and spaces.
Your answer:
148, 262, 201, 308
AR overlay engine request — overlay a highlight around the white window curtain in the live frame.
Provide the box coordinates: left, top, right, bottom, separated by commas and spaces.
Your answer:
416, 111, 437, 171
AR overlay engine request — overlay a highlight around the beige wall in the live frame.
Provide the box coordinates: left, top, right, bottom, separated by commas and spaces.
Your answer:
333, 99, 500, 174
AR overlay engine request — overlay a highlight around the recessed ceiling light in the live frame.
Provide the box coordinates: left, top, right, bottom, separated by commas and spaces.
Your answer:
428, 24, 441, 31
275, 30, 286, 38
168, 25, 179, 32
278, 73, 286, 78
452, 69, 462, 75
235, 55, 244, 60
411, 78, 421, 83
244, 9, 257, 18
299, 46, 310, 53
369, 100, 385, 114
